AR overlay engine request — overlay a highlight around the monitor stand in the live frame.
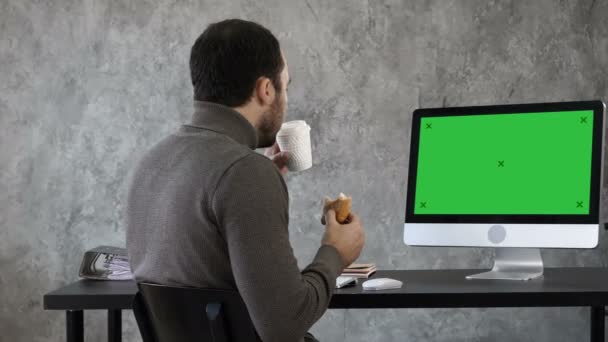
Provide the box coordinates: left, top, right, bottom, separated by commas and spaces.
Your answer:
466, 248, 544, 281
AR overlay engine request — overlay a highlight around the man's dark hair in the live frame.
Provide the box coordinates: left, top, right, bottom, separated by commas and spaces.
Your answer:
189, 19, 284, 108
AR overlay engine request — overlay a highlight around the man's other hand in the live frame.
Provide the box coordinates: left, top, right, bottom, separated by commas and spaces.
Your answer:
264, 143, 289, 175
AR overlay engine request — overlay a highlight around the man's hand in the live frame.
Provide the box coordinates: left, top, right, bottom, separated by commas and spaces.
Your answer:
264, 143, 289, 175
322, 209, 365, 268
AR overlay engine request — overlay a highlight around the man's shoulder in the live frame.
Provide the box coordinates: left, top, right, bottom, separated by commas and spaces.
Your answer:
142, 128, 253, 167
229, 151, 276, 172
131, 128, 263, 196
219, 152, 287, 197
173, 126, 253, 158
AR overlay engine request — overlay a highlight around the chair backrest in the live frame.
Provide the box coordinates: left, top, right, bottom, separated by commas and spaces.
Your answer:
132, 282, 258, 342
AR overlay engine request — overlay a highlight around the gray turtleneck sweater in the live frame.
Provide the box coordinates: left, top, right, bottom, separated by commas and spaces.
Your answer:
126, 101, 343, 342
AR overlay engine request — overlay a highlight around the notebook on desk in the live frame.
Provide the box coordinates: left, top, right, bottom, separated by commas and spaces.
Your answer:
341, 263, 377, 278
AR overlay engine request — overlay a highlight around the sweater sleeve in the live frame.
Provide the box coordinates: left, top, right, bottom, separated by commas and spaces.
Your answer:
211, 153, 343, 342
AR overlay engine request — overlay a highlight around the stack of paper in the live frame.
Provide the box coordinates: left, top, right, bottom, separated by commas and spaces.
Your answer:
104, 254, 132, 280
341, 263, 377, 278
79, 246, 133, 281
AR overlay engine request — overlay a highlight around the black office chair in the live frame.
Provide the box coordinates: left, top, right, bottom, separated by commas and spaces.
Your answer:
132, 282, 258, 342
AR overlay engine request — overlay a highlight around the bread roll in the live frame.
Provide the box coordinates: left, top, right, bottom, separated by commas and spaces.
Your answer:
322, 193, 352, 224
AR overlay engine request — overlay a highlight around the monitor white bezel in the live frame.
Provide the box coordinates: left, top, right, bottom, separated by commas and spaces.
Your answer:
403, 223, 599, 248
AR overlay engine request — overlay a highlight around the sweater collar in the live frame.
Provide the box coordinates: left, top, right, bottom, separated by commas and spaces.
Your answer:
185, 101, 258, 149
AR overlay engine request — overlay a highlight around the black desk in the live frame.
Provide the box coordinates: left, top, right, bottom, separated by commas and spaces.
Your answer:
44, 268, 608, 342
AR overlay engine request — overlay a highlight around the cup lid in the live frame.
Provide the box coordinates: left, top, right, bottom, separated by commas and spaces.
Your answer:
277, 120, 310, 136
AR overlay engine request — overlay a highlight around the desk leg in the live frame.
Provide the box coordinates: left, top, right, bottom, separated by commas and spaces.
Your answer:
591, 306, 605, 342
66, 310, 83, 342
108, 309, 122, 342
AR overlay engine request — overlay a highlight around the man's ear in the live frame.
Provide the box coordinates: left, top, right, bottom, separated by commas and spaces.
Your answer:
254, 77, 276, 106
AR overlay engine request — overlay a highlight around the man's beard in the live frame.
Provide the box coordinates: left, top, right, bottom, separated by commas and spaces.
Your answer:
256, 94, 285, 148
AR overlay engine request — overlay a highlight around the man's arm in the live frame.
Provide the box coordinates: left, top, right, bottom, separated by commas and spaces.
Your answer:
211, 153, 343, 342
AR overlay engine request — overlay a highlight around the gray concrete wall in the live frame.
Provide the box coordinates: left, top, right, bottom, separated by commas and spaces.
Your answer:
2, 0, 608, 341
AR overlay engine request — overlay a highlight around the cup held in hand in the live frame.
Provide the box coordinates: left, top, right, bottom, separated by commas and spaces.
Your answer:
276, 120, 312, 172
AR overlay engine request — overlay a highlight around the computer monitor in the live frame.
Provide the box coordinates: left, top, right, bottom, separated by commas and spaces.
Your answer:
403, 101, 606, 280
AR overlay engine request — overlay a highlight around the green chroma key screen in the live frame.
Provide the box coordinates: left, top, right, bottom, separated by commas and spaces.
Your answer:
414, 110, 594, 215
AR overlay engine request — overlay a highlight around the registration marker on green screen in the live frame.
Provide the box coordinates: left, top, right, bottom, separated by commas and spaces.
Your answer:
414, 110, 594, 215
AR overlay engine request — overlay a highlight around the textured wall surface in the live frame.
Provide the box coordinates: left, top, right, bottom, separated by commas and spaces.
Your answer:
2, 0, 608, 341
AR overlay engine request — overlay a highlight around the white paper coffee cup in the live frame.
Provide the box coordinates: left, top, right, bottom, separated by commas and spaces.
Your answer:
276, 120, 312, 172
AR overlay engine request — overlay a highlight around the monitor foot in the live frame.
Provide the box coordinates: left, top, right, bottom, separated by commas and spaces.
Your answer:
466, 248, 544, 281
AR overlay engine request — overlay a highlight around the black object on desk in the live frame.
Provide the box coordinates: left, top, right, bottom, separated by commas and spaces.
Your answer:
44, 268, 608, 342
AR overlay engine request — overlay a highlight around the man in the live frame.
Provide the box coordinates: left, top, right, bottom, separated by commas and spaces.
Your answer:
126, 19, 365, 342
